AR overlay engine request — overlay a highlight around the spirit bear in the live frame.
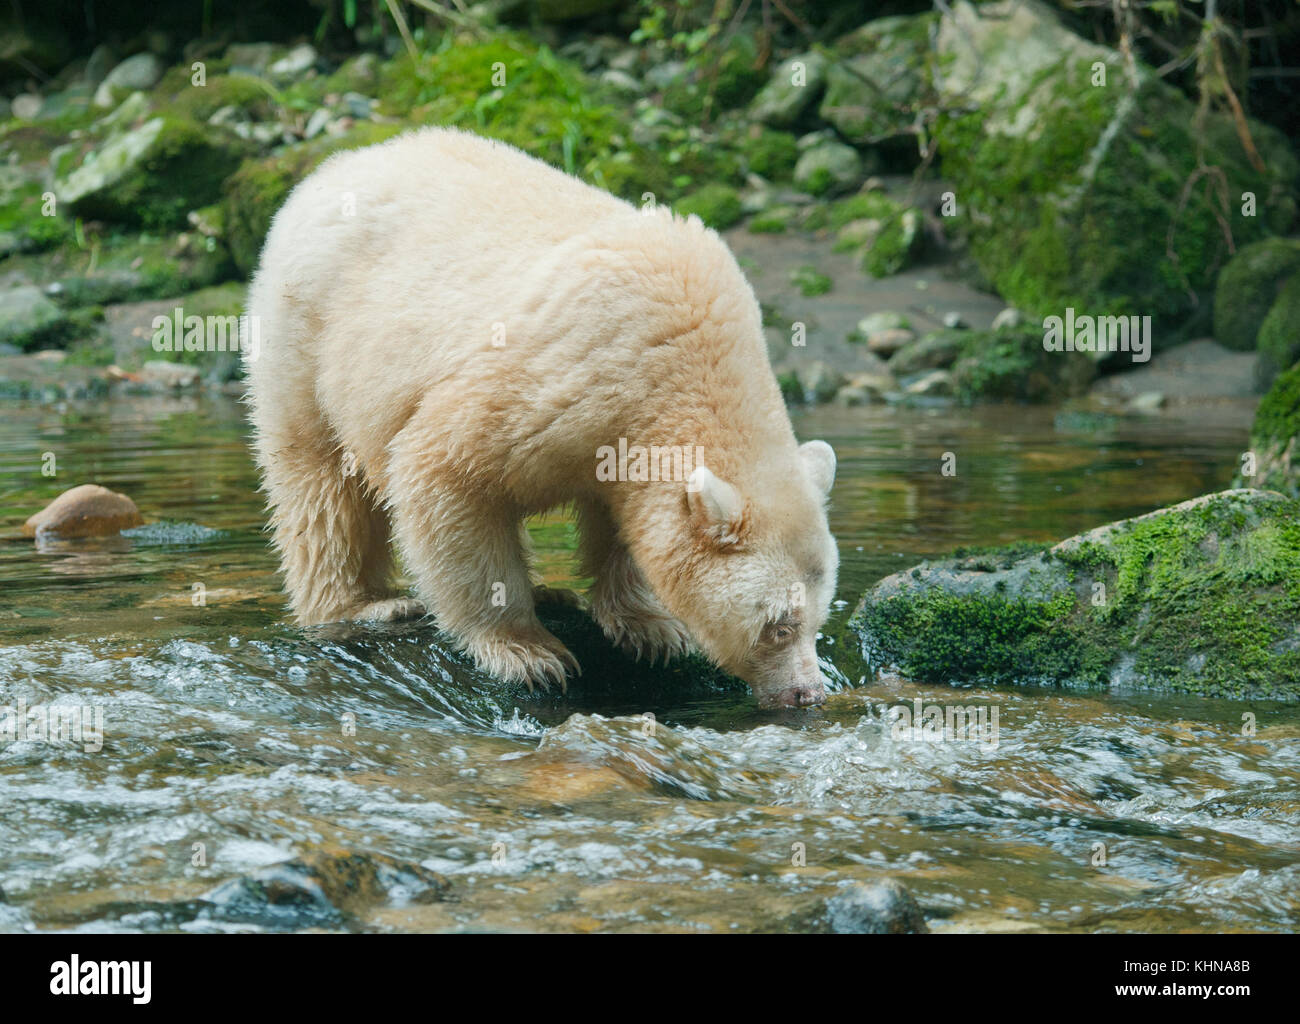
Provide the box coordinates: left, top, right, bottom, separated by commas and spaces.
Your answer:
244, 128, 839, 708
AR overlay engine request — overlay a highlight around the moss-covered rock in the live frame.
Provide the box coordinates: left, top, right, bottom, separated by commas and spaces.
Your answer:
849, 489, 1300, 698
1254, 272, 1300, 391
675, 183, 742, 230
805, 191, 921, 277
1241, 361, 1300, 497
738, 125, 798, 181
950, 325, 1096, 403
819, 13, 935, 142
1212, 237, 1300, 352
934, 1, 1298, 334
55, 115, 253, 228
749, 52, 827, 129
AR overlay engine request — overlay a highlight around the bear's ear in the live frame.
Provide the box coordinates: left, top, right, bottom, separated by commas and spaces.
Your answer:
686, 466, 745, 546
800, 440, 836, 497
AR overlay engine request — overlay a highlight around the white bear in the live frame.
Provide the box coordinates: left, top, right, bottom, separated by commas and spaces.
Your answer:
244, 127, 838, 707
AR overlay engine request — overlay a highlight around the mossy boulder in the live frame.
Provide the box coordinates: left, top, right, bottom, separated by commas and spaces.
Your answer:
0, 285, 68, 349
749, 52, 827, 128
1254, 272, 1300, 391
738, 126, 799, 181
819, 13, 935, 141
55, 115, 253, 228
849, 489, 1300, 698
1241, 361, 1300, 497
934, 0, 1298, 334
1212, 237, 1300, 352
806, 191, 921, 277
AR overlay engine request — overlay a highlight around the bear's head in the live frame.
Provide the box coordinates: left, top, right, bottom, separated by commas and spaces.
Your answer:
656, 440, 839, 708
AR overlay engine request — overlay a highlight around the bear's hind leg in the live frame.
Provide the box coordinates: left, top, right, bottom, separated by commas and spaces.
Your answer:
257, 422, 411, 625
578, 499, 693, 665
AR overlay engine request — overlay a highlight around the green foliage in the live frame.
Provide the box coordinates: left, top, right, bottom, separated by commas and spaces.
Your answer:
1212, 237, 1300, 352
1254, 272, 1300, 391
790, 263, 832, 296
675, 183, 742, 229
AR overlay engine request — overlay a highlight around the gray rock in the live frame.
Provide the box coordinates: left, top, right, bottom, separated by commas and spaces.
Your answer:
802, 361, 848, 404
904, 368, 953, 396
268, 43, 318, 79
644, 59, 688, 92
341, 92, 374, 119
599, 69, 643, 98
857, 311, 911, 336
139, 360, 201, 389
991, 306, 1024, 330
84, 44, 118, 87
303, 108, 332, 139
1126, 390, 1166, 414
942, 311, 968, 329
820, 15, 931, 141
867, 327, 915, 356
226, 42, 275, 75
793, 139, 863, 197
10, 93, 42, 120
826, 880, 929, 934
94, 52, 163, 107
0, 286, 65, 348
750, 52, 827, 128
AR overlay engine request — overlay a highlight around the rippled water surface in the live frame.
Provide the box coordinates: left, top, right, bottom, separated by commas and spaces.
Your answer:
1, 394, 1296, 932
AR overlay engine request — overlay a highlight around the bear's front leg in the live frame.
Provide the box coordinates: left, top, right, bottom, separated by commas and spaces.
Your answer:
387, 472, 578, 691
578, 499, 694, 666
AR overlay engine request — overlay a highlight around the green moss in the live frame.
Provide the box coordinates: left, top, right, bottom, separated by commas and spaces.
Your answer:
1254, 272, 1300, 391
738, 126, 798, 181
949, 326, 1095, 404
804, 192, 920, 277
1212, 238, 1300, 352
1244, 361, 1300, 496
748, 206, 796, 234
790, 264, 832, 296
675, 183, 742, 230
853, 491, 1300, 697
161, 72, 278, 123
935, 58, 1299, 330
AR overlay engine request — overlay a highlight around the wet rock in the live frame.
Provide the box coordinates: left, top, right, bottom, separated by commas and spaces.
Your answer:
201, 847, 450, 928
23, 484, 145, 540
856, 311, 910, 337
304, 107, 332, 140
849, 488, 1300, 698
802, 361, 848, 404
750, 52, 827, 128
793, 139, 863, 197
826, 879, 929, 934
942, 311, 968, 329
835, 384, 873, 407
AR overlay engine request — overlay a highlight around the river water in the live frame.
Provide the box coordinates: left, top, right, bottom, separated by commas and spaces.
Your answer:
1, 393, 1296, 932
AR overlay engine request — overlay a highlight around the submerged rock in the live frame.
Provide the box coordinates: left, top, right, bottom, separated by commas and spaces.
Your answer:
825, 879, 929, 934
849, 489, 1300, 698
23, 484, 144, 539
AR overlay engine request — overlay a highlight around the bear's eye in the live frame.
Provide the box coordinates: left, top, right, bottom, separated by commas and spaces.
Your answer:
762, 619, 799, 645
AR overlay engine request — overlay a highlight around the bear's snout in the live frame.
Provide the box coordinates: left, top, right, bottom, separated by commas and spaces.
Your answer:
769, 683, 826, 708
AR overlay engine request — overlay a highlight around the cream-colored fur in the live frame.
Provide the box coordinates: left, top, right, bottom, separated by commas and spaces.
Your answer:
244, 127, 838, 706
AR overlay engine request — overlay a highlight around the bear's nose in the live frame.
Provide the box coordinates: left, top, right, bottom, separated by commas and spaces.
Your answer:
775, 684, 826, 708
